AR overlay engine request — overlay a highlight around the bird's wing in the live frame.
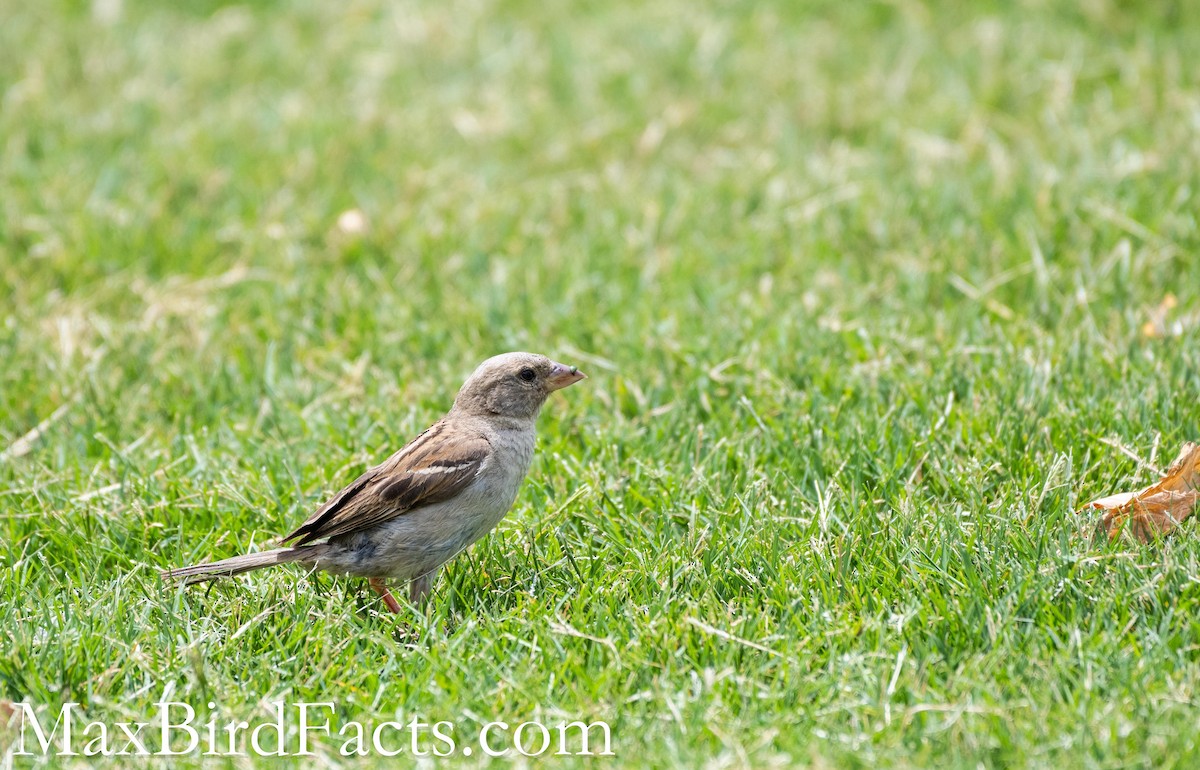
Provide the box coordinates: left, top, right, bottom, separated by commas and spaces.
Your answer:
281, 420, 492, 546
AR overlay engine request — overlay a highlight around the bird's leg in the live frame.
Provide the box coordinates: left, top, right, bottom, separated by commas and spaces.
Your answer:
408, 568, 439, 605
368, 577, 403, 614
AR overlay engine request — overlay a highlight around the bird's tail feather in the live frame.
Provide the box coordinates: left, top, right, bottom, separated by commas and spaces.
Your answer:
161, 545, 329, 585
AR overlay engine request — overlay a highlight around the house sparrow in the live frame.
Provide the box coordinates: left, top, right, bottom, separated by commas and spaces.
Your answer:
161, 352, 585, 613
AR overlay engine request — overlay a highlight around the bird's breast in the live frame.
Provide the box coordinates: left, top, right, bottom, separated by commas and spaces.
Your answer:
481, 426, 537, 506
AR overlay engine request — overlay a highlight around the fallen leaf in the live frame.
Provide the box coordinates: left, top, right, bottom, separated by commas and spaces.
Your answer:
1088, 442, 1200, 542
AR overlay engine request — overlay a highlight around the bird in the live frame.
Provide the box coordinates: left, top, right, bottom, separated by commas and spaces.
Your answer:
161, 352, 586, 613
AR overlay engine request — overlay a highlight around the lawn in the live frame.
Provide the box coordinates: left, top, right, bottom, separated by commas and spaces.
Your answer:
2, 0, 1199, 766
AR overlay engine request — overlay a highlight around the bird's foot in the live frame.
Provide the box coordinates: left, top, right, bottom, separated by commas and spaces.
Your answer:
368, 577, 403, 614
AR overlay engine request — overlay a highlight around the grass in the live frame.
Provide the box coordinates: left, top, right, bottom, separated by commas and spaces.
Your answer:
2, 0, 1199, 766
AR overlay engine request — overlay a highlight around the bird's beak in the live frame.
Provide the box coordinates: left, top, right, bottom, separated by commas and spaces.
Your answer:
547, 361, 586, 391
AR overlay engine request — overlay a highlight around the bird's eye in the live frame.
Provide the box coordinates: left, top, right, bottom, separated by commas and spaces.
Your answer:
518, 367, 537, 382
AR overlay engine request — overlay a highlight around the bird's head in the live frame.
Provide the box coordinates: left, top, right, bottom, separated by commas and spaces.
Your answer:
452, 352, 586, 420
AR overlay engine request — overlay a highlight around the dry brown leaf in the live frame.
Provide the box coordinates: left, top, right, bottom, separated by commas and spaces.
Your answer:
1088, 442, 1200, 542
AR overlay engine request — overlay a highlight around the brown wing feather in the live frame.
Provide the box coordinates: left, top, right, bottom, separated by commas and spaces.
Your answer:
281, 422, 445, 543
281, 421, 491, 546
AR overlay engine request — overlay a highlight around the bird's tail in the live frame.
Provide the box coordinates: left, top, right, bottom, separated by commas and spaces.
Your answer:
160, 545, 330, 585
